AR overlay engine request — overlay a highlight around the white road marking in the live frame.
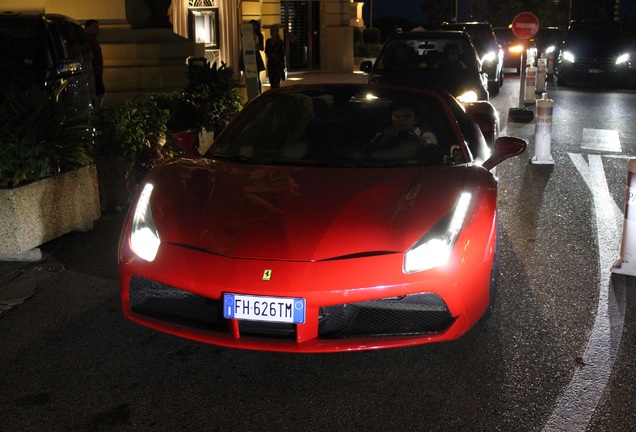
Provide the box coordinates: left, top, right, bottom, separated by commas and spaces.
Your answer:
543, 154, 627, 431
581, 128, 622, 153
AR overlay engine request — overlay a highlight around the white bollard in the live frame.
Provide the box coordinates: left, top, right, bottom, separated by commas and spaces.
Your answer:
612, 158, 636, 276
547, 51, 555, 76
531, 93, 554, 164
525, 65, 537, 104
536, 56, 547, 94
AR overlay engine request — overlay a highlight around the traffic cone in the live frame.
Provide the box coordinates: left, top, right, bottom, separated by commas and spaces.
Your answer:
531, 93, 554, 164
612, 158, 636, 276
536, 55, 547, 94
525, 66, 537, 104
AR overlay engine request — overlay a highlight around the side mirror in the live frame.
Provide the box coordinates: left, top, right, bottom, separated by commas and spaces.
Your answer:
360, 60, 373, 74
482, 136, 527, 171
56, 60, 82, 78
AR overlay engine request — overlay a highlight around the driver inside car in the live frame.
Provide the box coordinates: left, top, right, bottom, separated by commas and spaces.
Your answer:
365, 103, 441, 162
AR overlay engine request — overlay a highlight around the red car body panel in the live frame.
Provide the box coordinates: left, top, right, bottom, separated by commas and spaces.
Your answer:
120, 161, 498, 352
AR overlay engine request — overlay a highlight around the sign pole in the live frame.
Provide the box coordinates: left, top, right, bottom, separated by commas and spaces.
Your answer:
508, 12, 540, 123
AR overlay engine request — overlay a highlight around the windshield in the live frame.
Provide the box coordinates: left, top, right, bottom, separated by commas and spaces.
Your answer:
374, 37, 480, 73
210, 87, 462, 168
569, 23, 623, 46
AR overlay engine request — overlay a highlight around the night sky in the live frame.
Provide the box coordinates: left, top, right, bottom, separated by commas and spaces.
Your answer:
361, 0, 473, 27
361, 0, 636, 26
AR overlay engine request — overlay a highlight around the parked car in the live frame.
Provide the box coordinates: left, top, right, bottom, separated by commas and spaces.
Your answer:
118, 83, 527, 353
440, 22, 504, 95
557, 20, 631, 86
0, 12, 95, 118
360, 30, 489, 102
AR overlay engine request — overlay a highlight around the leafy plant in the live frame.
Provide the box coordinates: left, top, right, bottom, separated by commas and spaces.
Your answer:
90, 61, 243, 193
0, 85, 92, 189
91, 95, 182, 186
179, 61, 243, 136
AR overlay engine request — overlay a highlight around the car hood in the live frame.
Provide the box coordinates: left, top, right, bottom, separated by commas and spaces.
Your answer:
147, 159, 475, 261
368, 70, 484, 98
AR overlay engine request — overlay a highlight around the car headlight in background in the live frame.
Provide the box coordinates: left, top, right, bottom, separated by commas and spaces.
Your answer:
403, 192, 472, 273
509, 44, 524, 54
130, 183, 161, 262
545, 45, 556, 54
616, 53, 630, 65
562, 50, 575, 63
481, 52, 497, 64
456, 90, 479, 103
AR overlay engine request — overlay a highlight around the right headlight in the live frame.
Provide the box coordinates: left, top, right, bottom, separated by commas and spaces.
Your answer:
616, 53, 630, 65
403, 192, 472, 273
130, 183, 161, 262
456, 90, 479, 103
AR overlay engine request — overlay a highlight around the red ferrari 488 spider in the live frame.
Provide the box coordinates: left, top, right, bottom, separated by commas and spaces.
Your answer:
119, 84, 526, 352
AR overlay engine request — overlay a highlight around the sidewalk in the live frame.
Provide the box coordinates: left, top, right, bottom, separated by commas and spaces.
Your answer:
0, 69, 369, 315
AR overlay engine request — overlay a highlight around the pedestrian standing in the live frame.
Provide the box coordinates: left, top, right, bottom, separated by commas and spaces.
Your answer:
84, 19, 105, 108
265, 24, 286, 89
250, 19, 266, 93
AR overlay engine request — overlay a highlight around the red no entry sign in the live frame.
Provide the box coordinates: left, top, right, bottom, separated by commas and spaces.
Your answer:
511, 12, 539, 39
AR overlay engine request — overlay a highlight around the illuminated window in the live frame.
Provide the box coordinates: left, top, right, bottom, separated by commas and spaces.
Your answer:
189, 8, 218, 48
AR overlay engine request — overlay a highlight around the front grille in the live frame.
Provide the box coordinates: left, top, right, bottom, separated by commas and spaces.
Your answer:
129, 276, 227, 332
128, 278, 455, 342
318, 293, 454, 338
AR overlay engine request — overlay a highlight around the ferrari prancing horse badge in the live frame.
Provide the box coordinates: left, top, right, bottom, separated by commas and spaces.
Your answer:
262, 269, 272, 281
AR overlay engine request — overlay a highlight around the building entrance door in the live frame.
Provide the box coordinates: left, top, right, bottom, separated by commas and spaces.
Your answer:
281, 1, 320, 70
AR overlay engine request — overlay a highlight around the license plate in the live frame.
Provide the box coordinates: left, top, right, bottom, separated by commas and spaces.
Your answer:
223, 293, 305, 324
589, 68, 601, 74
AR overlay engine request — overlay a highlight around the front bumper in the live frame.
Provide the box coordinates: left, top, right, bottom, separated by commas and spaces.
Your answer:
120, 238, 492, 353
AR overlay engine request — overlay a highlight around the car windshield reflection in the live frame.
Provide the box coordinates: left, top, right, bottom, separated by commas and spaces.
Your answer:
210, 87, 462, 167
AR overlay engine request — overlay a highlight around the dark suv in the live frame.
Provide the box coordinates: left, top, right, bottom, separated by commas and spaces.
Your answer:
557, 20, 630, 86
441, 22, 504, 95
0, 12, 95, 117
359, 30, 489, 102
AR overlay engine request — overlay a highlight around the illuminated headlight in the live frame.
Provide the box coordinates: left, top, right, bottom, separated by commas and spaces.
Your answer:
130, 183, 161, 262
456, 90, 478, 103
616, 53, 630, 65
481, 52, 497, 63
403, 192, 472, 273
546, 45, 555, 54
509, 44, 524, 54
562, 51, 575, 63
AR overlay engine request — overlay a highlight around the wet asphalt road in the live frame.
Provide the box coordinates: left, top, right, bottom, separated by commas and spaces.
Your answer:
1, 74, 636, 431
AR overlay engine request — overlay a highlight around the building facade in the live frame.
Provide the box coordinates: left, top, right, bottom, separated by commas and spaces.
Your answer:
3, 0, 363, 105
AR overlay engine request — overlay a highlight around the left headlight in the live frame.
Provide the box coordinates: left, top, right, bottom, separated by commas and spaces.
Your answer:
403, 192, 472, 273
130, 183, 161, 262
481, 51, 497, 64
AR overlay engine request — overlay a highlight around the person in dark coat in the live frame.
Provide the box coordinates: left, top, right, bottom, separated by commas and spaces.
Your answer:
250, 19, 266, 93
84, 19, 105, 107
265, 24, 286, 89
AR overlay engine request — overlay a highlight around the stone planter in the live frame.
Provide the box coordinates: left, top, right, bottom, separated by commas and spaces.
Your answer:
95, 154, 136, 212
0, 165, 101, 261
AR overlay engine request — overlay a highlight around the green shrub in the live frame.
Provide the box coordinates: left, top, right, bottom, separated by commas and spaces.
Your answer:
181, 61, 243, 136
90, 61, 243, 185
0, 85, 92, 189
